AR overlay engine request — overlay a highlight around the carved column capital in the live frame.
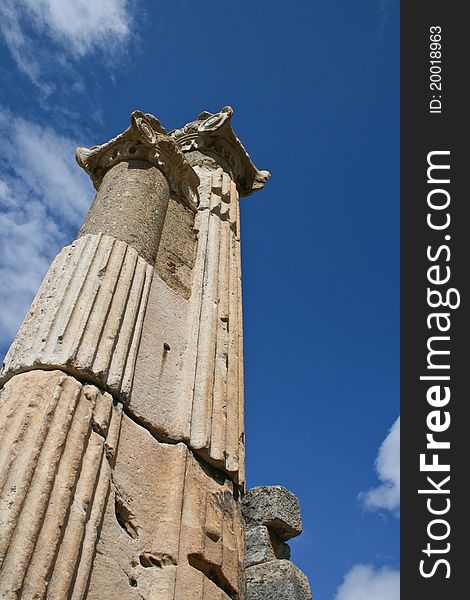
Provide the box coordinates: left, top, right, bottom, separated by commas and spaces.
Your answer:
76, 110, 200, 208
170, 106, 270, 197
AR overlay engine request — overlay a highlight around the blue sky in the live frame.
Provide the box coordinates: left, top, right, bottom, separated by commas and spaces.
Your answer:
0, 1, 399, 599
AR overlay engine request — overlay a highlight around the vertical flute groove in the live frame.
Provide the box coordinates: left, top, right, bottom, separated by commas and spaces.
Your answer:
0, 375, 81, 595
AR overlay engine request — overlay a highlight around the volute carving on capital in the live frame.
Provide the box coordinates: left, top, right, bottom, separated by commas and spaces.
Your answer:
76, 110, 200, 209
170, 106, 270, 197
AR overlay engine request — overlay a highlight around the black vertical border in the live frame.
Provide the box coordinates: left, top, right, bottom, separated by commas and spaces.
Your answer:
401, 3, 468, 598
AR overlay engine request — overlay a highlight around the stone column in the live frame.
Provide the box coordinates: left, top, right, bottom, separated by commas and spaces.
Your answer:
0, 108, 269, 600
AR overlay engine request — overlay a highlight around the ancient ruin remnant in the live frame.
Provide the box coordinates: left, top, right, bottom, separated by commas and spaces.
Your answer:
243, 487, 312, 599
0, 107, 310, 599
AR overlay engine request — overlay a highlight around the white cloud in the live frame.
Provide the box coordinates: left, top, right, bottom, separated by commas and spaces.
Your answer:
360, 417, 400, 514
335, 564, 399, 600
335, 422, 400, 600
0, 110, 92, 350
0, 0, 134, 91
23, 0, 131, 56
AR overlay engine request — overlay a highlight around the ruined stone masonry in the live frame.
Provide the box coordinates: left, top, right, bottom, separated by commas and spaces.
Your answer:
242, 487, 311, 600
0, 107, 312, 599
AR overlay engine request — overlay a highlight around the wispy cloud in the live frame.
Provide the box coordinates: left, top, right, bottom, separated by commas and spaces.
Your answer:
24, 0, 131, 56
0, 0, 135, 93
335, 564, 399, 600
335, 420, 400, 599
0, 109, 92, 350
360, 417, 400, 515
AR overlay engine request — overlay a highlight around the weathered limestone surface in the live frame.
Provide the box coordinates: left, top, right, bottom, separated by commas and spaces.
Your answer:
242, 487, 302, 541
1, 234, 153, 401
79, 160, 171, 264
245, 561, 311, 600
184, 166, 245, 483
87, 411, 244, 600
154, 195, 197, 299
242, 487, 312, 600
130, 164, 246, 483
0, 369, 121, 599
244, 526, 290, 568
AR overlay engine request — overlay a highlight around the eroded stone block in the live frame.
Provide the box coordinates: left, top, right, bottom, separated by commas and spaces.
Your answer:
246, 560, 312, 600
242, 487, 302, 541
245, 525, 290, 568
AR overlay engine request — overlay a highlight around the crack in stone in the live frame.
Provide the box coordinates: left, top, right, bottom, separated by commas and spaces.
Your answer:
114, 491, 139, 539
188, 554, 238, 600
120, 402, 243, 496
